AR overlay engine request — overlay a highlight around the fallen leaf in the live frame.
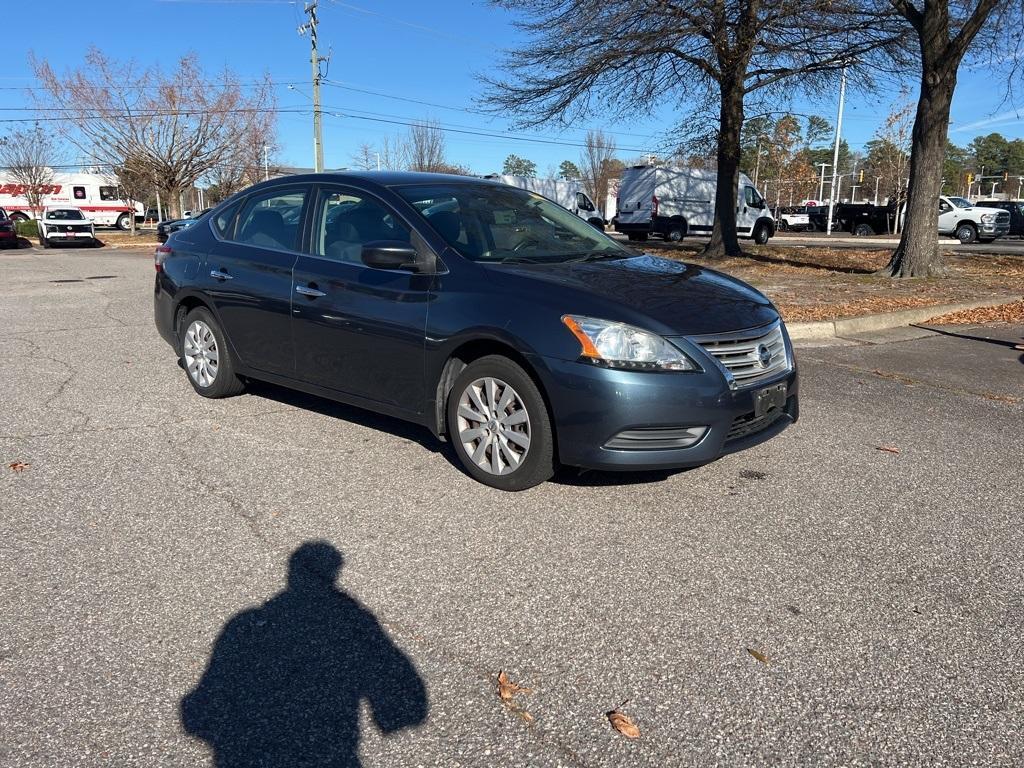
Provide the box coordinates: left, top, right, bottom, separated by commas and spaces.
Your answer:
515, 709, 535, 723
8, 461, 30, 472
496, 670, 530, 702
606, 709, 641, 739
746, 647, 770, 664
876, 445, 901, 454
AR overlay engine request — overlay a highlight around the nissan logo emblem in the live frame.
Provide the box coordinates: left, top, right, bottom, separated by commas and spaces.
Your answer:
757, 344, 772, 368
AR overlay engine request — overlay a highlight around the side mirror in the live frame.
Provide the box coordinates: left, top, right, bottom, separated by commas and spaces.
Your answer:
361, 240, 420, 271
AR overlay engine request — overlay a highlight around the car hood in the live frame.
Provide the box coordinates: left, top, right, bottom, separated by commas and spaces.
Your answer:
485, 254, 778, 336
42, 217, 91, 224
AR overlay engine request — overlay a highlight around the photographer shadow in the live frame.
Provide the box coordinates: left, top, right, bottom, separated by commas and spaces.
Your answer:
181, 541, 428, 767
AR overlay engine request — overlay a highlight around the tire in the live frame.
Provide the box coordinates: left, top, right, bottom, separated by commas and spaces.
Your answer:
446, 355, 555, 491
956, 223, 977, 244
805, 220, 818, 233
665, 222, 685, 242
179, 307, 245, 398
853, 223, 875, 237
9, 212, 28, 223
752, 223, 770, 245
116, 213, 132, 231
777, 220, 789, 232
588, 218, 604, 231
39, 237, 50, 249
626, 232, 649, 242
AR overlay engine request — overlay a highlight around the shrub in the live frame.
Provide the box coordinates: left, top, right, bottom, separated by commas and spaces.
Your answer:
15, 220, 37, 238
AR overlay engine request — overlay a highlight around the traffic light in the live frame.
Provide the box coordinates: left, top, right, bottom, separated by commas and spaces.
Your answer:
858, 170, 864, 183
966, 173, 974, 184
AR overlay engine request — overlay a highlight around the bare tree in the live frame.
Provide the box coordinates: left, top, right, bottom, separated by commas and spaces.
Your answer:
0, 123, 62, 218
406, 121, 448, 172
879, 0, 1023, 277
484, 1, 905, 257
32, 49, 276, 218
579, 131, 617, 217
351, 143, 378, 171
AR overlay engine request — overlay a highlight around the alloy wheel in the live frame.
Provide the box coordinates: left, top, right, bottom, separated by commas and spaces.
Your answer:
183, 320, 219, 388
456, 377, 531, 475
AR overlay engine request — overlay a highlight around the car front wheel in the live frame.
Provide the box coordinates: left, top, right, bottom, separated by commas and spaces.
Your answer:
446, 355, 555, 491
956, 223, 978, 244
752, 223, 770, 245
180, 307, 245, 398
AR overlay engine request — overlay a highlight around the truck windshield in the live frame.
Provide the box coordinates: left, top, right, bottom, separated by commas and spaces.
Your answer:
948, 197, 972, 209
47, 209, 85, 220
397, 183, 628, 263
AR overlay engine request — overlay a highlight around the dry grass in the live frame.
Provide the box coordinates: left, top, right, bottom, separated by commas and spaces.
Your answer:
634, 240, 1024, 322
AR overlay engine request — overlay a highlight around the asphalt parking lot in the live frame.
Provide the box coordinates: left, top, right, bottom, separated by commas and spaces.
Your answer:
2, 246, 1022, 767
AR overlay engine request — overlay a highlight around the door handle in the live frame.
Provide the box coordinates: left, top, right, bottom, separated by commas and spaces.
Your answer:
296, 284, 326, 298
210, 269, 233, 280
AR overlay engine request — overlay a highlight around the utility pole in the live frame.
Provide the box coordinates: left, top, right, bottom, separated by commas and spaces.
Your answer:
264, 145, 270, 181
817, 163, 830, 203
826, 66, 847, 237
299, 1, 326, 173
873, 176, 881, 206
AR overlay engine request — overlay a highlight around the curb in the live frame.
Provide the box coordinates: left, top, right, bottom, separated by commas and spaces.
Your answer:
786, 296, 1023, 341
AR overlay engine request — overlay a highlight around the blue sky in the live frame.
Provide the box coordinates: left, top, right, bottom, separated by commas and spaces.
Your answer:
2, 0, 1021, 175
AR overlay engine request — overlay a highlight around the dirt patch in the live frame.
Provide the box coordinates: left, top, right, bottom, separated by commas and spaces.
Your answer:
98, 230, 160, 248
632, 240, 1024, 322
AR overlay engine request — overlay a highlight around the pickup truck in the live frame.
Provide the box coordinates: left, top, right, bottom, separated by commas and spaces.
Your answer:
938, 196, 1010, 243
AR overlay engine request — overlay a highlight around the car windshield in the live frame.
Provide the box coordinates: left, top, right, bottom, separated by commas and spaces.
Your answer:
948, 197, 972, 209
47, 209, 85, 220
396, 182, 629, 263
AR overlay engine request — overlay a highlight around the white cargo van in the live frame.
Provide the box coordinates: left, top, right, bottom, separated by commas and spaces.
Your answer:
487, 175, 605, 230
614, 166, 776, 244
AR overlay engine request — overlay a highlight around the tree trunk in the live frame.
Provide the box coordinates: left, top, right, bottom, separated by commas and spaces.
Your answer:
703, 76, 745, 259
881, 23, 960, 277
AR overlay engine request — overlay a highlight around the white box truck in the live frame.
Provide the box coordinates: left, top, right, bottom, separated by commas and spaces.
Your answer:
487, 175, 605, 230
0, 171, 144, 230
614, 166, 776, 245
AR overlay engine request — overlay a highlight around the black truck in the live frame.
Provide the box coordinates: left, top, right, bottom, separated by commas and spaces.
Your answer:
806, 203, 898, 236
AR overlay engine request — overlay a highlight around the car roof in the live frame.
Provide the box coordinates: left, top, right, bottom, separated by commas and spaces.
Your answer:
258, 171, 505, 189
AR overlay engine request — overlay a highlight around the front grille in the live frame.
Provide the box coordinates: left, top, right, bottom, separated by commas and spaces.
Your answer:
726, 405, 786, 443
689, 321, 790, 388
996, 211, 1010, 223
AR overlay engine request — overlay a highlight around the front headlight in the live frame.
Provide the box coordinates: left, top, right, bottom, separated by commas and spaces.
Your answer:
981, 213, 996, 223
561, 315, 699, 371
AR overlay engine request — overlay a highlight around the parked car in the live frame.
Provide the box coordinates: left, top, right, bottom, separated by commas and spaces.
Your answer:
154, 173, 798, 490
615, 166, 776, 245
974, 200, 1024, 237
157, 208, 212, 243
0, 207, 17, 249
774, 206, 809, 231
36, 207, 97, 248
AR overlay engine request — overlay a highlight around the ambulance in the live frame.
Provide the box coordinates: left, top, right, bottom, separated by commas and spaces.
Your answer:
0, 171, 144, 229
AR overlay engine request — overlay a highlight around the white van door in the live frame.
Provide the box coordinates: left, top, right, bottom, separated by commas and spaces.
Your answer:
737, 185, 762, 234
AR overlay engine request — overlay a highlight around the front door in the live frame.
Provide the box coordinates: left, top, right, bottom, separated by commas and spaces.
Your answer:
291, 186, 431, 413
937, 199, 956, 233
203, 186, 308, 376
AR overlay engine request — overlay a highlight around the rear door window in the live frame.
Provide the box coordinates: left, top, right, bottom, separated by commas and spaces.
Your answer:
233, 188, 307, 251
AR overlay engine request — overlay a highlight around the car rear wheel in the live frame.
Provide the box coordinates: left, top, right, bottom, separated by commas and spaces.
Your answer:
777, 220, 789, 232
116, 213, 132, 231
180, 308, 245, 398
446, 356, 555, 491
853, 223, 875, 237
956, 223, 977, 244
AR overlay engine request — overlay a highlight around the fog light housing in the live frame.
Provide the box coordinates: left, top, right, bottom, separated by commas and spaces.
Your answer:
605, 426, 708, 450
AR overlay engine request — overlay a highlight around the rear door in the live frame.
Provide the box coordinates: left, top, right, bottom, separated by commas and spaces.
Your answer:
203, 185, 309, 376
290, 185, 431, 412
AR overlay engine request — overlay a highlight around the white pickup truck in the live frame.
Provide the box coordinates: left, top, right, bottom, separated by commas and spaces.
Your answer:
937, 196, 1010, 243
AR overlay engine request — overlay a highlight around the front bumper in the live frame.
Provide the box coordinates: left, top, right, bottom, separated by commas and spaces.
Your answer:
980, 221, 1010, 236
43, 230, 94, 242
533, 354, 799, 471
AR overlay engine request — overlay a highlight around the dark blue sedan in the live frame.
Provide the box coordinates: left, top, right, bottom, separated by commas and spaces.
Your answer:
154, 172, 798, 490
